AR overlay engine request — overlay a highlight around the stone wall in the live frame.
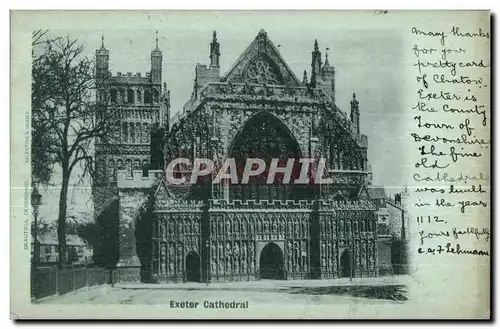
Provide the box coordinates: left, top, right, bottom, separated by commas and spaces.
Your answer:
116, 189, 145, 282
386, 202, 405, 239
377, 237, 393, 276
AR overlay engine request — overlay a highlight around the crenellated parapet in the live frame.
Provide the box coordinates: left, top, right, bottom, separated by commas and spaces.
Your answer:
208, 198, 376, 211
210, 199, 315, 211
154, 199, 205, 212
116, 169, 163, 190
318, 199, 376, 211
112, 71, 152, 84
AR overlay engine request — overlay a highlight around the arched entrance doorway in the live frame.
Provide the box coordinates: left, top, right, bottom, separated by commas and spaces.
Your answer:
340, 249, 351, 278
185, 251, 201, 282
259, 242, 284, 280
228, 112, 313, 202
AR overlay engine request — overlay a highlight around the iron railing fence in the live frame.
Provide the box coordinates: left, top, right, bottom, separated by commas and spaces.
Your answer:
32, 266, 116, 300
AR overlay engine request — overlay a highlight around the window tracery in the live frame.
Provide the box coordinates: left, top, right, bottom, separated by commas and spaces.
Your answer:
245, 58, 281, 85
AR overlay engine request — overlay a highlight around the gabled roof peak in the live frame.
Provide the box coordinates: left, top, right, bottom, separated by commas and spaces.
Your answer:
222, 29, 300, 86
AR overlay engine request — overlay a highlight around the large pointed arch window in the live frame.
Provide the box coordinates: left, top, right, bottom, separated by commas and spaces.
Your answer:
228, 112, 313, 201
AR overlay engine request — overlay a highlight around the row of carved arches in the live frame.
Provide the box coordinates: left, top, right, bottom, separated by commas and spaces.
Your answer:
286, 239, 309, 275
210, 240, 256, 277
115, 109, 158, 121
210, 213, 309, 240
164, 217, 201, 238
114, 121, 151, 144
104, 158, 149, 180
319, 239, 376, 276
163, 241, 199, 277
320, 240, 339, 274
319, 216, 376, 238
153, 213, 203, 279
110, 87, 160, 105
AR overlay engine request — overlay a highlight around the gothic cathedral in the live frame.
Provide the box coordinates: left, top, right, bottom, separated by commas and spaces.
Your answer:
94, 30, 379, 283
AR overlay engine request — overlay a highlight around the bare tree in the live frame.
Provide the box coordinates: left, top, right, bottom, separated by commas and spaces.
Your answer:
32, 30, 49, 46
31, 34, 118, 268
30, 216, 53, 239
31, 30, 59, 186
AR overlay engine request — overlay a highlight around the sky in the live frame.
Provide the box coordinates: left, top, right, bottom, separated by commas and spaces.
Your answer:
39, 27, 406, 222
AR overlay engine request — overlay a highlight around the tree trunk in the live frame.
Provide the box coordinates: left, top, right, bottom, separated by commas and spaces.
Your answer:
57, 169, 70, 269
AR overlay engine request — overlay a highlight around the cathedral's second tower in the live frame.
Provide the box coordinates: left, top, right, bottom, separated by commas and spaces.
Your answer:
151, 32, 162, 85
96, 36, 109, 80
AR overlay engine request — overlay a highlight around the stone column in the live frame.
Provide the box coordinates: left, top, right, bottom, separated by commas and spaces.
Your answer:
116, 190, 143, 283
160, 226, 166, 276
201, 202, 210, 283
309, 202, 321, 279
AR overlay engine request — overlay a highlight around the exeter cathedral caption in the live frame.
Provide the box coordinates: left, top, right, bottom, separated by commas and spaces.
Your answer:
92, 30, 406, 283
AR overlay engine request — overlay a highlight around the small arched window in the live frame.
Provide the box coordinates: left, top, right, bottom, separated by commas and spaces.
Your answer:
144, 90, 152, 104
136, 122, 142, 144
110, 89, 117, 103
142, 160, 149, 178
108, 159, 116, 181
127, 89, 135, 103
126, 159, 133, 178
143, 123, 150, 143
122, 123, 128, 143
113, 121, 120, 142
130, 123, 135, 144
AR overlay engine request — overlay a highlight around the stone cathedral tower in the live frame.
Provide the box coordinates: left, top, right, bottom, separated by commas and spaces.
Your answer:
92, 34, 171, 269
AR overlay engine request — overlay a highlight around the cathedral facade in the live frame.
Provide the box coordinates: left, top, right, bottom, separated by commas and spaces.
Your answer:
95, 30, 379, 283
